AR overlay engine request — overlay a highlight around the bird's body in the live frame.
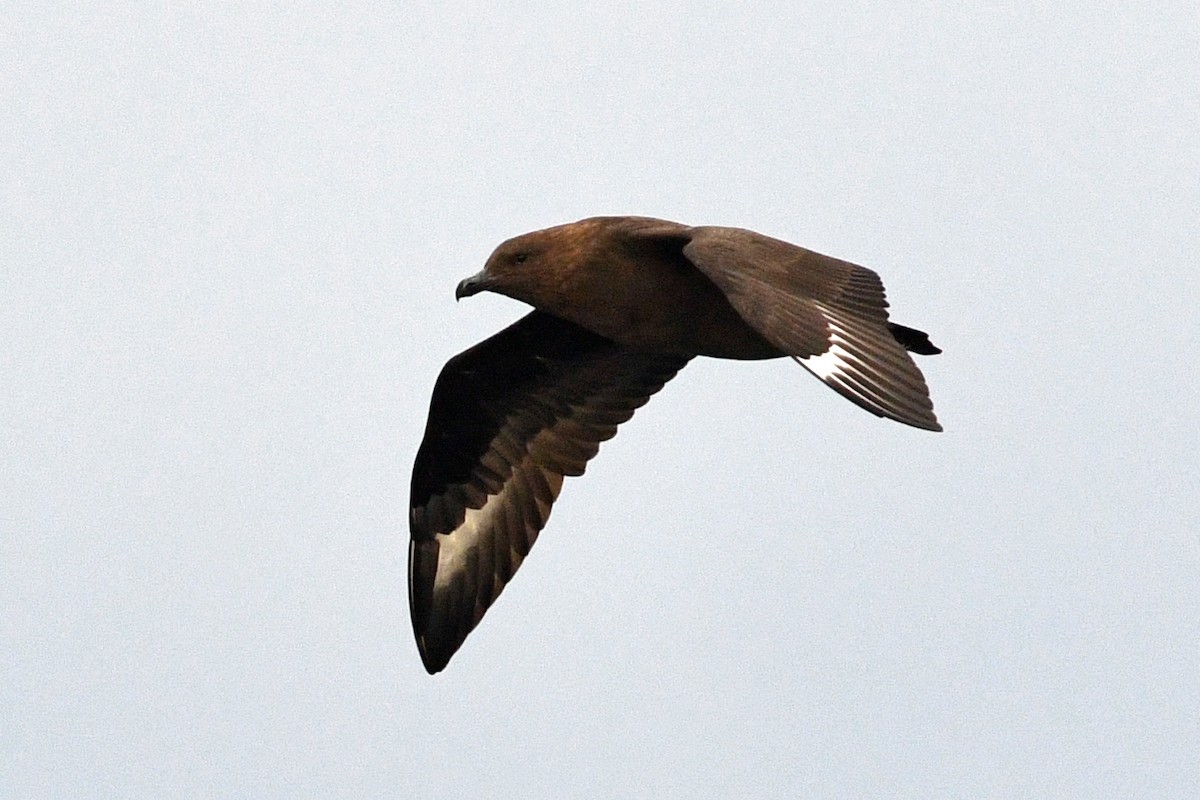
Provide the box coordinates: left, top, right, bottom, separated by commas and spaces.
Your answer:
472, 217, 778, 358
410, 216, 942, 673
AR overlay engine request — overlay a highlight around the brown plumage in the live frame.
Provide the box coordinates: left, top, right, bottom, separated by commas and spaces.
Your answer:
410, 216, 942, 673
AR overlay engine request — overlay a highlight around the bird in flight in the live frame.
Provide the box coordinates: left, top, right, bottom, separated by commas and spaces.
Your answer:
409, 216, 941, 673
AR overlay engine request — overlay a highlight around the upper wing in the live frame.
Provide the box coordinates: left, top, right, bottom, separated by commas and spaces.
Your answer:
677, 226, 941, 431
409, 310, 688, 673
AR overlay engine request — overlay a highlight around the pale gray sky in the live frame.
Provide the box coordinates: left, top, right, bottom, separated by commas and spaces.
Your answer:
3, 2, 1198, 797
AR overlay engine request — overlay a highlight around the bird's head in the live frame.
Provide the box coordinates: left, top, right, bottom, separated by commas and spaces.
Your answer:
456, 234, 539, 301
456, 221, 599, 305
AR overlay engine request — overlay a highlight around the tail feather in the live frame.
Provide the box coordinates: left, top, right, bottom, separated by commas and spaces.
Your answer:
888, 323, 941, 356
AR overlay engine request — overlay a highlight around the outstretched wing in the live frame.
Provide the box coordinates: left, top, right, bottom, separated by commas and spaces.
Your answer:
409, 310, 688, 673
677, 226, 941, 431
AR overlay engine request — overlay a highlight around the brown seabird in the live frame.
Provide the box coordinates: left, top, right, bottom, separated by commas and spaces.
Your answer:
409, 216, 941, 673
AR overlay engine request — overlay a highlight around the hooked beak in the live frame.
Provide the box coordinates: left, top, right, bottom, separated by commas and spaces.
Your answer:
455, 269, 493, 301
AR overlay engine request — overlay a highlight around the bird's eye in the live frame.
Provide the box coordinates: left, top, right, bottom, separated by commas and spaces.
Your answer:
514, 252, 528, 264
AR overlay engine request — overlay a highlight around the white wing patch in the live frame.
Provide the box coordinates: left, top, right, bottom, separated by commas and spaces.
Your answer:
793, 300, 940, 430
796, 301, 863, 383
432, 476, 529, 600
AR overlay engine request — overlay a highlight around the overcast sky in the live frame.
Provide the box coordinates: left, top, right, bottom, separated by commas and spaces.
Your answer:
3, 2, 1198, 797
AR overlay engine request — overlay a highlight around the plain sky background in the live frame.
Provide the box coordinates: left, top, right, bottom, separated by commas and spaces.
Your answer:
3, 2, 1198, 797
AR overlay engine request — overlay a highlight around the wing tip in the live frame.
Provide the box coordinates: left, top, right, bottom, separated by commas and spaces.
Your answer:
855, 390, 943, 432
418, 638, 452, 674
909, 413, 944, 433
